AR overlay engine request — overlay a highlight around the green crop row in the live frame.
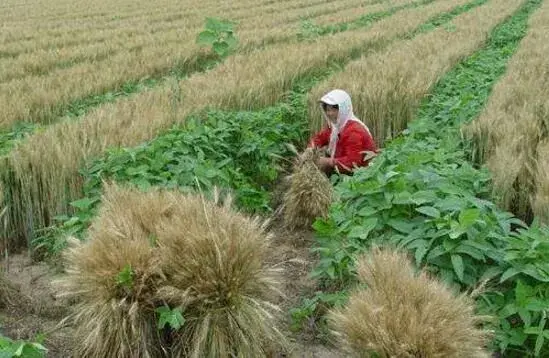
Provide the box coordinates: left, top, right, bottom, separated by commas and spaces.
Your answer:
32, 86, 313, 258
295, 0, 549, 356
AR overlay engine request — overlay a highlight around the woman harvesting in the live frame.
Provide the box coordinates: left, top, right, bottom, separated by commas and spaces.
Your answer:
308, 89, 377, 175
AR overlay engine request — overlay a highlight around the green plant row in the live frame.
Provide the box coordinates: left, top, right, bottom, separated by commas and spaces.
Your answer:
30, 0, 487, 256
297, 0, 437, 41
33, 89, 311, 256
297, 0, 549, 356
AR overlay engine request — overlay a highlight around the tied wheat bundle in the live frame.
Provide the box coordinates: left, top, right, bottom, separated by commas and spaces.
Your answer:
55, 184, 167, 358
56, 182, 285, 358
282, 147, 334, 230
329, 248, 491, 358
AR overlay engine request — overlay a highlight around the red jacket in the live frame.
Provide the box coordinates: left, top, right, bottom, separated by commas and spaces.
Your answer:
308, 121, 377, 174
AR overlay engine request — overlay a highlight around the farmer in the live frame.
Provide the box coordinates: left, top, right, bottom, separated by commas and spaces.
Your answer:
307, 89, 377, 175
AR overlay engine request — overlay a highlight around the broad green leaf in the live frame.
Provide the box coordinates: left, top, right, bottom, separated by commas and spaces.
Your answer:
458, 208, 480, 228
499, 303, 518, 318
392, 191, 412, 204
479, 266, 504, 281
500, 267, 520, 283
357, 207, 378, 217
415, 206, 440, 218
410, 190, 438, 205
454, 243, 484, 260
348, 218, 378, 240
196, 30, 217, 45
526, 300, 549, 312
415, 241, 428, 265
426, 245, 446, 261
518, 308, 532, 328
506, 328, 528, 346
323, 265, 335, 280
515, 280, 532, 306
116, 264, 134, 290
213, 41, 230, 56
69, 197, 97, 211
156, 306, 186, 330
387, 219, 415, 234
225, 34, 238, 49
451, 254, 464, 282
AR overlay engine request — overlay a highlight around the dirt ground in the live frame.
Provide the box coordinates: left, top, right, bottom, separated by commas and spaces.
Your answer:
0, 222, 342, 357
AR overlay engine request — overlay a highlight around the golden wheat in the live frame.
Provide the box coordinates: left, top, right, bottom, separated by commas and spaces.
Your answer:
57, 182, 285, 357
313, 0, 416, 25
282, 148, 334, 230
2, 0, 470, 247
329, 248, 491, 357
0, 0, 405, 85
461, 0, 549, 223
0, 0, 317, 49
308, 0, 523, 147
0, 0, 380, 127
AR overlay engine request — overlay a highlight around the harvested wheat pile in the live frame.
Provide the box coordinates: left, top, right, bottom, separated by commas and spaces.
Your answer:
57, 183, 285, 358
329, 248, 491, 358
282, 148, 334, 230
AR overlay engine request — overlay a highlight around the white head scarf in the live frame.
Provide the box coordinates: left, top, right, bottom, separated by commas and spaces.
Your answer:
320, 89, 371, 159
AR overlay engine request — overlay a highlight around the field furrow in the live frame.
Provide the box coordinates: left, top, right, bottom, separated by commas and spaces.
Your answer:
1, 0, 480, 246
463, 0, 549, 223
307, 0, 521, 147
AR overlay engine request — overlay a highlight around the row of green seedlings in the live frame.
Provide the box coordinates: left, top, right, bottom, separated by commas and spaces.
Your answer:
33, 89, 309, 259
296, 0, 436, 41
0, 0, 443, 157
291, 0, 549, 357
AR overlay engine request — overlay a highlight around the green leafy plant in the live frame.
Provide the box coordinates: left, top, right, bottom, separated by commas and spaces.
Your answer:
297, 19, 323, 41
156, 305, 186, 331
289, 291, 348, 339
116, 264, 134, 292
0, 333, 47, 357
33, 91, 309, 257
196, 17, 238, 57
301, 1, 548, 356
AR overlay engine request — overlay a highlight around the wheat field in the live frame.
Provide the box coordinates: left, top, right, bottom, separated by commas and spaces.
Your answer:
0, 0, 548, 356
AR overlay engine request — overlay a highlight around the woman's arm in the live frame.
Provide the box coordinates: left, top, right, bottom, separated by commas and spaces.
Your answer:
308, 127, 331, 148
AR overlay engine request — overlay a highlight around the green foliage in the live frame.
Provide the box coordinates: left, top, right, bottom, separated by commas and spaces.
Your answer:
310, 139, 519, 290
297, 19, 323, 41
196, 17, 238, 57
406, 0, 487, 37
34, 92, 309, 256
156, 305, 186, 331
289, 291, 348, 338
0, 122, 39, 156
477, 222, 549, 357
303, 0, 548, 356
0, 334, 47, 358
298, 0, 437, 41
116, 264, 134, 292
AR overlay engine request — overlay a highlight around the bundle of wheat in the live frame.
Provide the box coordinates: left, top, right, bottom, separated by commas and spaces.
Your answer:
155, 189, 286, 358
329, 248, 491, 358
57, 183, 285, 357
282, 147, 333, 230
56, 184, 167, 358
